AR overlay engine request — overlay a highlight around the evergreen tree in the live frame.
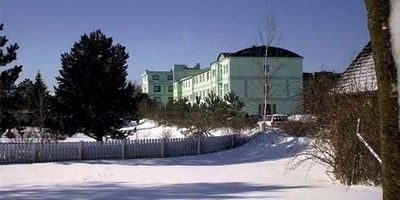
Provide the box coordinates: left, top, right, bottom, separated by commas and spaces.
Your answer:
54, 30, 136, 141
16, 79, 34, 109
27, 71, 50, 129
0, 23, 23, 132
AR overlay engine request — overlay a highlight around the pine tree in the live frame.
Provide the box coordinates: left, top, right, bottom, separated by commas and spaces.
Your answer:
54, 30, 136, 141
0, 23, 23, 132
365, 0, 400, 198
27, 71, 50, 129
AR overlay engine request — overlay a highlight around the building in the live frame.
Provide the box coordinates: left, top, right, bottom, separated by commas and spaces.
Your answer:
303, 71, 341, 82
337, 42, 377, 93
141, 70, 174, 104
142, 64, 205, 104
173, 45, 304, 116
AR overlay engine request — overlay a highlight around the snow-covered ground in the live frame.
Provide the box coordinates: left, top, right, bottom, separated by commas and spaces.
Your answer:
120, 119, 185, 140
0, 119, 251, 143
98, 119, 248, 141
0, 130, 381, 199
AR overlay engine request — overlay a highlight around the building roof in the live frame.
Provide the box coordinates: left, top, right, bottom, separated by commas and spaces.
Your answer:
336, 42, 377, 93
217, 45, 303, 61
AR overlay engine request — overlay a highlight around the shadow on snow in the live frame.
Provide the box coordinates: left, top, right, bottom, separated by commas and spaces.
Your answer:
0, 182, 314, 200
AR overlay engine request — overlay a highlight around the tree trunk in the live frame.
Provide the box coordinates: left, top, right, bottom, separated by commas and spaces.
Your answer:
365, 0, 400, 199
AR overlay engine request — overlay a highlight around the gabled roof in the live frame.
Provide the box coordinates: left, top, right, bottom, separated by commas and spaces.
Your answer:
217, 45, 303, 61
337, 42, 377, 93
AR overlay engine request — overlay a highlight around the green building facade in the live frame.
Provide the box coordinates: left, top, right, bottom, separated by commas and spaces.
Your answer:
143, 46, 303, 116
142, 64, 204, 104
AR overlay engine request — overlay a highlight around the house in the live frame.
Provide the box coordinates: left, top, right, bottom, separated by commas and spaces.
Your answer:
337, 42, 377, 93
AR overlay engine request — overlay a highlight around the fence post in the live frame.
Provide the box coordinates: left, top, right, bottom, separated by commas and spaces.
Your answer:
160, 139, 165, 158
78, 141, 83, 161
121, 140, 125, 159
197, 138, 201, 155
31, 143, 36, 163
231, 135, 235, 149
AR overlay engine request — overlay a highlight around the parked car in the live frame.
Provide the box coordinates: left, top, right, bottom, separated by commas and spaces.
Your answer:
287, 114, 318, 123
258, 114, 288, 127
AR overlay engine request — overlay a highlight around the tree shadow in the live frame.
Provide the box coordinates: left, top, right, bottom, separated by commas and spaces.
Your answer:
0, 182, 314, 199
60, 131, 308, 166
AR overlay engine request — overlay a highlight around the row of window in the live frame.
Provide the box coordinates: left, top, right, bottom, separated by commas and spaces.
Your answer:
153, 96, 174, 103
193, 71, 210, 84
182, 83, 230, 100
145, 74, 173, 81
153, 85, 173, 93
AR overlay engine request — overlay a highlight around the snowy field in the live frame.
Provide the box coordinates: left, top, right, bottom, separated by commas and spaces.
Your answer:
0, 130, 381, 200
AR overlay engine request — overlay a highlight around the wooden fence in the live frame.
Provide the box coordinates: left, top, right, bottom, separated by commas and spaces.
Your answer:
0, 134, 241, 164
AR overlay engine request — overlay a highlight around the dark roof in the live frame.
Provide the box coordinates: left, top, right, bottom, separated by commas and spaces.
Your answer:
336, 42, 377, 93
342, 42, 373, 75
217, 45, 302, 60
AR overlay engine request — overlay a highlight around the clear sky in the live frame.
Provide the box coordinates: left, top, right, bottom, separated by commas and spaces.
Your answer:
1, 0, 370, 88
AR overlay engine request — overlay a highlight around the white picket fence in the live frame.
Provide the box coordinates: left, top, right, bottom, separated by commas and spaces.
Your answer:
0, 135, 240, 164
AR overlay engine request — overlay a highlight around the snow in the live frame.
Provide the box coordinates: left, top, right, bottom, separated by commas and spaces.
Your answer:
0, 130, 381, 199
62, 133, 96, 142
391, 0, 400, 114
1, 119, 245, 143
123, 119, 185, 140
288, 114, 318, 123
60, 119, 186, 142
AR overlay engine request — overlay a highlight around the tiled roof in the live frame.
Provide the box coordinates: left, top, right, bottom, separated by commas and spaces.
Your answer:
337, 42, 377, 93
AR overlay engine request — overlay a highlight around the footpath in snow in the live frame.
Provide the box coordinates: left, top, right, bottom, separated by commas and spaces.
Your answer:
0, 130, 382, 199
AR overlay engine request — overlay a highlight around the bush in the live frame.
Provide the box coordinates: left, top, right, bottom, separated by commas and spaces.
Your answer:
294, 77, 381, 185
147, 92, 251, 137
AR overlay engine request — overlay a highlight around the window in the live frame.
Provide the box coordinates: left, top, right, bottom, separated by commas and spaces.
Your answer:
152, 75, 159, 80
167, 75, 173, 80
224, 83, 229, 93
259, 104, 276, 115
153, 86, 161, 92
263, 64, 270, 73
154, 97, 161, 103
268, 104, 277, 114
168, 97, 173, 102
168, 86, 173, 92
286, 80, 289, 97
244, 79, 248, 97
206, 72, 209, 81
212, 70, 215, 77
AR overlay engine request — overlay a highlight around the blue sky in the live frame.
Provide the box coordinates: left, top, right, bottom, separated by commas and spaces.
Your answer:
1, 0, 370, 88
